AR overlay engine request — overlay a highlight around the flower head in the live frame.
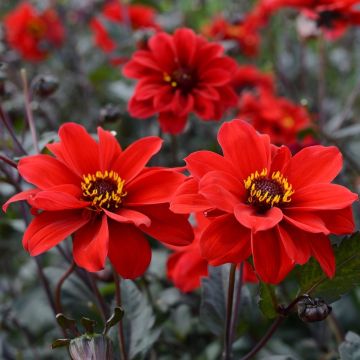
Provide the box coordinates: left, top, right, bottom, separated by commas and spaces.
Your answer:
258, 0, 360, 39
123, 28, 238, 134
90, 1, 160, 54
3, 2, 64, 61
3, 123, 193, 279
237, 91, 311, 145
171, 119, 358, 284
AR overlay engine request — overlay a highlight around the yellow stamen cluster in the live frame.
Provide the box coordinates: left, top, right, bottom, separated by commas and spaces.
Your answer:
244, 168, 294, 209
81, 170, 127, 211
163, 73, 178, 88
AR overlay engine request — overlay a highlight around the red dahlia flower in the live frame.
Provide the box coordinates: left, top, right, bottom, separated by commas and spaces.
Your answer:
167, 213, 257, 292
123, 28, 238, 134
3, 123, 193, 279
237, 91, 311, 145
259, 0, 360, 39
3, 2, 64, 61
202, 15, 262, 57
232, 65, 274, 95
90, 1, 160, 53
170, 119, 358, 284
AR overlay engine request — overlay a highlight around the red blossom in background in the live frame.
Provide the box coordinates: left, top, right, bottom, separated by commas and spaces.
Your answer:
3, 2, 64, 61
201, 14, 263, 57
123, 28, 238, 134
167, 213, 257, 292
90, 1, 161, 53
237, 91, 311, 145
171, 119, 358, 284
258, 0, 360, 39
3, 123, 193, 279
232, 65, 275, 94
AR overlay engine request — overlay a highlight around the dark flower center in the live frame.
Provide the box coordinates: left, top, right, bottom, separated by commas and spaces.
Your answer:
244, 169, 294, 212
316, 10, 343, 29
163, 68, 197, 94
81, 170, 127, 211
27, 19, 47, 39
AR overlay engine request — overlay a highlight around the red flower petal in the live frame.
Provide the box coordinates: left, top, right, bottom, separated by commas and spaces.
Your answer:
73, 214, 109, 272
97, 127, 122, 171
200, 214, 251, 266
114, 136, 162, 182
3, 189, 39, 212
170, 177, 212, 213
234, 203, 283, 232
308, 234, 335, 278
23, 210, 89, 256
104, 208, 151, 227
185, 150, 234, 179
48, 123, 100, 177
287, 146, 343, 189
251, 228, 294, 284
158, 111, 188, 134
174, 28, 197, 67
283, 209, 330, 234
108, 222, 151, 279
199, 170, 244, 213
138, 204, 194, 246
278, 224, 311, 264
29, 185, 89, 211
317, 206, 355, 234
18, 154, 80, 189
125, 169, 185, 205
291, 183, 358, 210
218, 119, 271, 179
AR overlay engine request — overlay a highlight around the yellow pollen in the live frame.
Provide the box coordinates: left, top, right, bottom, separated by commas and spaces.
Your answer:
163, 73, 171, 82
171, 81, 177, 87
282, 116, 295, 128
244, 168, 294, 209
81, 170, 127, 211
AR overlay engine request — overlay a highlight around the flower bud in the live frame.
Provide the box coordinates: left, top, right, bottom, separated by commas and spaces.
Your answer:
69, 334, 114, 360
100, 104, 122, 123
31, 74, 59, 98
297, 295, 332, 322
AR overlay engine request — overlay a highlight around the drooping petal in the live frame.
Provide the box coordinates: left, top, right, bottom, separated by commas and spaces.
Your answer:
170, 177, 212, 214
3, 189, 40, 212
291, 183, 358, 210
251, 228, 294, 284
48, 123, 100, 177
317, 206, 355, 234
200, 214, 251, 266
18, 154, 80, 189
108, 222, 151, 279
113, 136, 162, 183
73, 214, 109, 272
23, 210, 89, 256
287, 146, 343, 189
308, 234, 335, 278
158, 111, 188, 134
125, 169, 185, 205
234, 203, 283, 233
137, 204, 194, 246
217, 119, 271, 179
104, 208, 151, 227
97, 127, 122, 171
278, 223, 311, 264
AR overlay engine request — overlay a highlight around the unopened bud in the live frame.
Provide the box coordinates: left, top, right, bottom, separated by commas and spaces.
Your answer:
69, 334, 113, 360
31, 74, 59, 98
297, 295, 332, 322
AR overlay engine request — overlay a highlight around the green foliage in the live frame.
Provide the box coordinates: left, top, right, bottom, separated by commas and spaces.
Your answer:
120, 279, 161, 359
299, 232, 360, 303
258, 283, 278, 319
199, 265, 227, 336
